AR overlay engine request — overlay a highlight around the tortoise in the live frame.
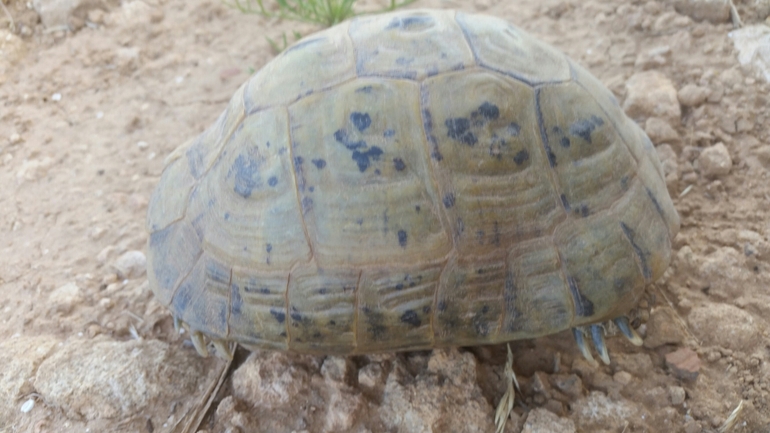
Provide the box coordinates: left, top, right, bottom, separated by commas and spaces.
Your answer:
146, 9, 680, 366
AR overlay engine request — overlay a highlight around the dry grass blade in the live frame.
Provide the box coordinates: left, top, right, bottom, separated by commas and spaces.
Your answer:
1, 0, 15, 30
718, 400, 745, 433
173, 352, 235, 433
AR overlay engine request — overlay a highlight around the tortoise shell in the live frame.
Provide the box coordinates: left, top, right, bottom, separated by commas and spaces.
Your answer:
146, 9, 680, 356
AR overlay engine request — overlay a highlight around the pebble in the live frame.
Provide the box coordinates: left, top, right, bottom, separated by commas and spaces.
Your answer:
48, 282, 84, 315
729, 25, 770, 83
550, 374, 583, 399
643, 308, 687, 348
623, 71, 681, 123
20, 398, 34, 413
697, 142, 732, 178
688, 304, 761, 352
232, 351, 313, 409
522, 407, 576, 433
572, 391, 642, 430
678, 84, 711, 107
665, 347, 701, 382
613, 371, 633, 386
669, 386, 686, 405
0, 336, 59, 420
645, 117, 679, 145
357, 363, 384, 390
670, 0, 731, 23
112, 250, 147, 280
34, 338, 202, 420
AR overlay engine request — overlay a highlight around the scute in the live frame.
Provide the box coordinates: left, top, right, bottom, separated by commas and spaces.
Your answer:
147, 9, 680, 356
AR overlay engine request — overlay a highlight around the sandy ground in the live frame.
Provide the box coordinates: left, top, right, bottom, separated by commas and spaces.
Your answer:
1, 0, 770, 432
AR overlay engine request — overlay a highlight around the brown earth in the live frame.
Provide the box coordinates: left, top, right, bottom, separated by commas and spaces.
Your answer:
1, 0, 770, 432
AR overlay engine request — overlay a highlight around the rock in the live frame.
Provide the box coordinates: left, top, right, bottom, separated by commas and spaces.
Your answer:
635, 46, 672, 70
698, 142, 732, 178
696, 247, 753, 298
623, 71, 681, 123
613, 353, 654, 378
669, 0, 731, 23
729, 25, 770, 83
112, 250, 146, 280
656, 144, 680, 192
550, 374, 583, 399
678, 84, 711, 107
669, 386, 687, 405
48, 282, 84, 315
665, 348, 701, 382
34, 338, 201, 420
380, 349, 495, 433
232, 351, 313, 409
522, 407, 576, 433
324, 386, 365, 432
613, 371, 633, 386
32, 0, 104, 30
645, 117, 679, 145
572, 391, 644, 431
688, 304, 761, 351
643, 308, 687, 348
0, 336, 59, 421
358, 363, 385, 390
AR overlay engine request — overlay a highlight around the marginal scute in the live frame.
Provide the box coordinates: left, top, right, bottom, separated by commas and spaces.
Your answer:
289, 78, 451, 267
146, 220, 202, 306
244, 24, 356, 113
356, 265, 441, 351
228, 266, 288, 350
172, 253, 230, 339
456, 11, 571, 85
186, 107, 310, 270
351, 9, 474, 80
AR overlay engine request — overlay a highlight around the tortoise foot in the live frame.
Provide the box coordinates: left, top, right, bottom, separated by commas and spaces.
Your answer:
572, 316, 644, 366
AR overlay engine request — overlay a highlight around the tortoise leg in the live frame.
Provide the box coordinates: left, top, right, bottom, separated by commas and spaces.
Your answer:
573, 315, 644, 365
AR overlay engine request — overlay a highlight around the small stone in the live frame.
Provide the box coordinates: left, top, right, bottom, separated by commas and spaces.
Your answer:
320, 356, 351, 383
688, 304, 761, 351
550, 374, 583, 398
357, 363, 384, 390
613, 371, 633, 386
613, 353, 654, 377
729, 25, 770, 83
678, 84, 711, 107
684, 420, 703, 433
20, 398, 34, 413
522, 407, 576, 433
232, 351, 312, 409
112, 250, 146, 279
697, 142, 732, 178
669, 386, 686, 405
671, 0, 731, 23
624, 71, 681, 123
645, 117, 679, 145
754, 145, 770, 169
0, 336, 59, 421
665, 348, 701, 381
9, 133, 22, 144
48, 283, 84, 315
644, 308, 687, 348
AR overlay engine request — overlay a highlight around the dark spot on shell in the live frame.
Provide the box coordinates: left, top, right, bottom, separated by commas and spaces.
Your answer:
395, 283, 404, 291
443, 193, 455, 208
579, 205, 589, 217
312, 159, 326, 169
270, 308, 286, 323
266, 243, 272, 253
620, 222, 652, 280
422, 305, 431, 314
438, 300, 447, 312
301, 197, 313, 212
334, 129, 366, 150
356, 86, 373, 93
374, 169, 381, 175
383, 129, 395, 138
560, 194, 570, 211
481, 305, 489, 314
350, 112, 371, 132
386, 15, 434, 30
290, 309, 303, 322
224, 212, 230, 220
445, 118, 477, 146
318, 287, 327, 295
415, 205, 421, 212
268, 176, 278, 187
329, 320, 336, 325
230, 152, 262, 198
259, 287, 270, 294
294, 156, 303, 165
560, 137, 571, 148
397, 230, 407, 248
508, 122, 521, 136
393, 157, 406, 171
568, 277, 595, 317
400, 310, 421, 327
477, 102, 500, 120
308, 186, 315, 192
570, 115, 604, 144
513, 150, 529, 165
351, 146, 383, 172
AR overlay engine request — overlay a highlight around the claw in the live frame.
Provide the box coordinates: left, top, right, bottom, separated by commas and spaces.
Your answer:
572, 327, 598, 367
173, 315, 181, 333
589, 324, 611, 365
191, 331, 209, 357
613, 316, 643, 346
212, 339, 234, 361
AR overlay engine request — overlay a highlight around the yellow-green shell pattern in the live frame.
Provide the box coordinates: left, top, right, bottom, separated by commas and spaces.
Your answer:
146, 9, 680, 355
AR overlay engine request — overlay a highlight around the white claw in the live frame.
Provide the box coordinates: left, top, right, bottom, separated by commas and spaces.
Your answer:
212, 339, 234, 361
191, 331, 209, 357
